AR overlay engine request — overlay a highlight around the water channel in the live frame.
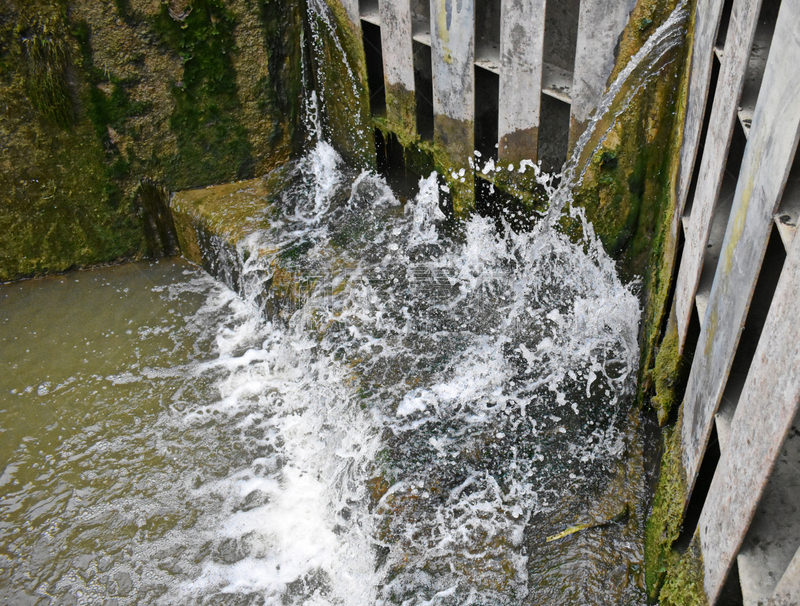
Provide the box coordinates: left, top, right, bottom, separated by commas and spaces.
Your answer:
0, 4, 689, 604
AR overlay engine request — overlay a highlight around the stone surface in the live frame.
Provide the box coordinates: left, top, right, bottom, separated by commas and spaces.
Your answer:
0, 0, 305, 282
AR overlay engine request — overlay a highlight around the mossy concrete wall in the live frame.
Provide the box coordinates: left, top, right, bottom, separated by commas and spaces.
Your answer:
0, 0, 304, 282
581, 0, 712, 602
306, 0, 375, 168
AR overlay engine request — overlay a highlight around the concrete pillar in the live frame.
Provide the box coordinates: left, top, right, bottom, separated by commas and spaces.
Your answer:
673, 0, 764, 350
379, 0, 417, 135
675, 0, 728, 216
680, 0, 800, 522
568, 0, 636, 150
498, 0, 546, 165
430, 0, 475, 216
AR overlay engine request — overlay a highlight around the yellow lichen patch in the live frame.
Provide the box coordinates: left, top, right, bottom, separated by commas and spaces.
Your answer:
723, 167, 756, 276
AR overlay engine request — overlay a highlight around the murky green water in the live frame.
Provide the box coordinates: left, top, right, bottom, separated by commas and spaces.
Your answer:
0, 259, 272, 605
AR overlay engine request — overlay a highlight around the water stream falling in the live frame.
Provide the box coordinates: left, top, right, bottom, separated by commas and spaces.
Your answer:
0, 5, 688, 605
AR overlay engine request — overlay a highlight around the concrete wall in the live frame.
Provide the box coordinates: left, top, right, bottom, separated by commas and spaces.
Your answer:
354, 0, 633, 209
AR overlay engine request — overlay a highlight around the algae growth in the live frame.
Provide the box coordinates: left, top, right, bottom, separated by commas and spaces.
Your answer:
0, 0, 304, 282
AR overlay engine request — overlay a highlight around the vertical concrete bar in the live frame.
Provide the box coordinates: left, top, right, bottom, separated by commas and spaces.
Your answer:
430, 0, 475, 216
680, 0, 800, 509
673, 0, 763, 350
674, 0, 728, 217
379, 0, 417, 135
568, 0, 636, 150
497, 0, 546, 165
698, 195, 800, 603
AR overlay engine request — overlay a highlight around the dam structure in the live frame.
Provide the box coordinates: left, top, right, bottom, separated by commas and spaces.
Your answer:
172, 0, 800, 601
0, 0, 799, 603
269, 0, 800, 602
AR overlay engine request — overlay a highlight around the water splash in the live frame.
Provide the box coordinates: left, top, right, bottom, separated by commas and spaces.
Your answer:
179, 131, 641, 603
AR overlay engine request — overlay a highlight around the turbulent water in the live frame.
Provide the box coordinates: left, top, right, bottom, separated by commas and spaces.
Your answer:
0, 3, 691, 604
0, 142, 641, 606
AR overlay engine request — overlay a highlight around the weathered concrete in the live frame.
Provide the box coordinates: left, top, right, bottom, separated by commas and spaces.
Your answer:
674, 0, 764, 350
675, 0, 728, 218
430, 0, 475, 215
681, 0, 800, 559
736, 422, 800, 606
697, 218, 800, 603
429, 0, 474, 127
498, 0, 546, 164
569, 0, 637, 150
768, 546, 800, 606
379, 0, 417, 133
498, 0, 545, 163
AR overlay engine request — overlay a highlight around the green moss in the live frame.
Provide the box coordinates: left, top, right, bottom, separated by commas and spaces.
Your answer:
306, 0, 375, 167
659, 536, 709, 606
385, 82, 417, 141
72, 20, 153, 143
651, 315, 688, 424
256, 0, 304, 157
16, 12, 74, 128
153, 0, 254, 188
0, 120, 144, 280
433, 114, 475, 217
0, 2, 147, 281
644, 415, 689, 600
634, 1, 697, 415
